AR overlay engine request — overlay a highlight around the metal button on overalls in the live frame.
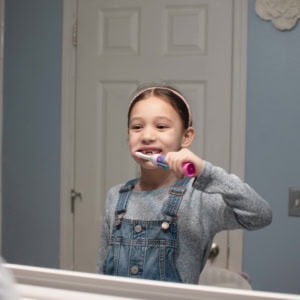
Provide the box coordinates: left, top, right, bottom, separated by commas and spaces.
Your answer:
130, 265, 139, 275
134, 224, 142, 233
161, 221, 169, 230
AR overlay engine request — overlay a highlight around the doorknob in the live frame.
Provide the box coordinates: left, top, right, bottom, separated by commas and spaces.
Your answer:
71, 189, 82, 213
208, 242, 219, 260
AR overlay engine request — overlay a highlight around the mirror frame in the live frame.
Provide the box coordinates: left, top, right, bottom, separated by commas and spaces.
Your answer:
6, 264, 300, 300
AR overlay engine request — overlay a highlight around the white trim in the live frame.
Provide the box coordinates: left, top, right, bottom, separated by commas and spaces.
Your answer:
0, 0, 5, 251
228, 0, 248, 273
60, 0, 77, 270
7, 264, 300, 300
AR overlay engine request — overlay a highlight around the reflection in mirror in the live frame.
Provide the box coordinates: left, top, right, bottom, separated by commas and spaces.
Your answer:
1, 0, 300, 296
96, 83, 271, 285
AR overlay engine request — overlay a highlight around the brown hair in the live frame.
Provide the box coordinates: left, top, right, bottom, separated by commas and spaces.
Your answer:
128, 85, 192, 129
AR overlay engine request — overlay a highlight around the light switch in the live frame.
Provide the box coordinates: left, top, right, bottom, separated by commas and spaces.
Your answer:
288, 187, 300, 217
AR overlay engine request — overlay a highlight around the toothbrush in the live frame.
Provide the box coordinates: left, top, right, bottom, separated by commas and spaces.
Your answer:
135, 152, 196, 177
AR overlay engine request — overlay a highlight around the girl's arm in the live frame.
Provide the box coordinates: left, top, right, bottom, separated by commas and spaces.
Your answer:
193, 161, 272, 231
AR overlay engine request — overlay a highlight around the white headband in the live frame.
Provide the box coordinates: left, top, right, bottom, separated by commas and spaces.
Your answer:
129, 86, 192, 127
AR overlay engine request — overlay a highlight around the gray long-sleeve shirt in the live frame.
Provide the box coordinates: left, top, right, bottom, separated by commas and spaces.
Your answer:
97, 161, 272, 284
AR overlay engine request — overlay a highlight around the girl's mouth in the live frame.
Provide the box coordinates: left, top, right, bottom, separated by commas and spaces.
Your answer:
137, 149, 162, 155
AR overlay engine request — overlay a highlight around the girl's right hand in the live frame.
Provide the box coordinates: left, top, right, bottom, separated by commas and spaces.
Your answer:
164, 149, 204, 179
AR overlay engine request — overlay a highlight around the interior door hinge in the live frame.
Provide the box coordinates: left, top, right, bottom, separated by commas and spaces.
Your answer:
71, 189, 82, 213
72, 20, 78, 47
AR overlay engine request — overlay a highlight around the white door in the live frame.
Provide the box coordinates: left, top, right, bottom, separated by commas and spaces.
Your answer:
73, 0, 235, 273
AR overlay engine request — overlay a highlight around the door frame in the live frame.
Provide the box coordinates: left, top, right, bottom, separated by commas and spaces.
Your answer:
60, 0, 77, 270
0, 0, 4, 251
60, 0, 248, 273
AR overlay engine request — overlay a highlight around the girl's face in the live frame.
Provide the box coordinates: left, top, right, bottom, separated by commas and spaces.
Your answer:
128, 96, 192, 169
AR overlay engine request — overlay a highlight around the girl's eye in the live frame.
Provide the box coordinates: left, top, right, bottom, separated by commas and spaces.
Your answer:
130, 124, 142, 130
157, 124, 168, 130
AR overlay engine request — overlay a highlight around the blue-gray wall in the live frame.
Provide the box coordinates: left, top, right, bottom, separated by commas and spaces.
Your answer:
2, 0, 62, 268
1, 0, 300, 295
243, 0, 300, 294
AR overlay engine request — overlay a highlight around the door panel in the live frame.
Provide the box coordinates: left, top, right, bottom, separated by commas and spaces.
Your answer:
74, 0, 233, 272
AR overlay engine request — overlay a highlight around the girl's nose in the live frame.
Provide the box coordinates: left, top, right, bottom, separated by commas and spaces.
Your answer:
141, 127, 156, 143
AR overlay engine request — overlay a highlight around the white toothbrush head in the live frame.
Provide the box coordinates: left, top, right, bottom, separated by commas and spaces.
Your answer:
135, 151, 156, 163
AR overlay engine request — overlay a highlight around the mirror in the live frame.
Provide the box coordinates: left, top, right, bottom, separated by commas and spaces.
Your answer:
1, 0, 300, 297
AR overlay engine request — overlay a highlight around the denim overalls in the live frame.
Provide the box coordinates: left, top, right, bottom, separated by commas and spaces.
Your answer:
103, 177, 190, 282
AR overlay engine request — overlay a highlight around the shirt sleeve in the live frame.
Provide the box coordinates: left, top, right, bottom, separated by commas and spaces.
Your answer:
192, 161, 272, 231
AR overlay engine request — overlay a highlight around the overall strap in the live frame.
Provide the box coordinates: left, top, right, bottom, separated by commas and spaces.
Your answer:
162, 176, 191, 218
116, 178, 139, 214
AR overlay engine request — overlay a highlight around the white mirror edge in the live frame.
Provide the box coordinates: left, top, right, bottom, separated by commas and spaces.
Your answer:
5, 264, 300, 300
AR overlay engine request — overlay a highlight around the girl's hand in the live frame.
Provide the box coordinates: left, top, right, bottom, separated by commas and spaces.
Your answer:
164, 149, 204, 179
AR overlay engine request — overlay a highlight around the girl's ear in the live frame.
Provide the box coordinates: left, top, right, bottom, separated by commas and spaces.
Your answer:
181, 127, 195, 148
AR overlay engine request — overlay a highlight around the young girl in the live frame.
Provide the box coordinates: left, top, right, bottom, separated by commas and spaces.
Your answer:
97, 84, 272, 284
